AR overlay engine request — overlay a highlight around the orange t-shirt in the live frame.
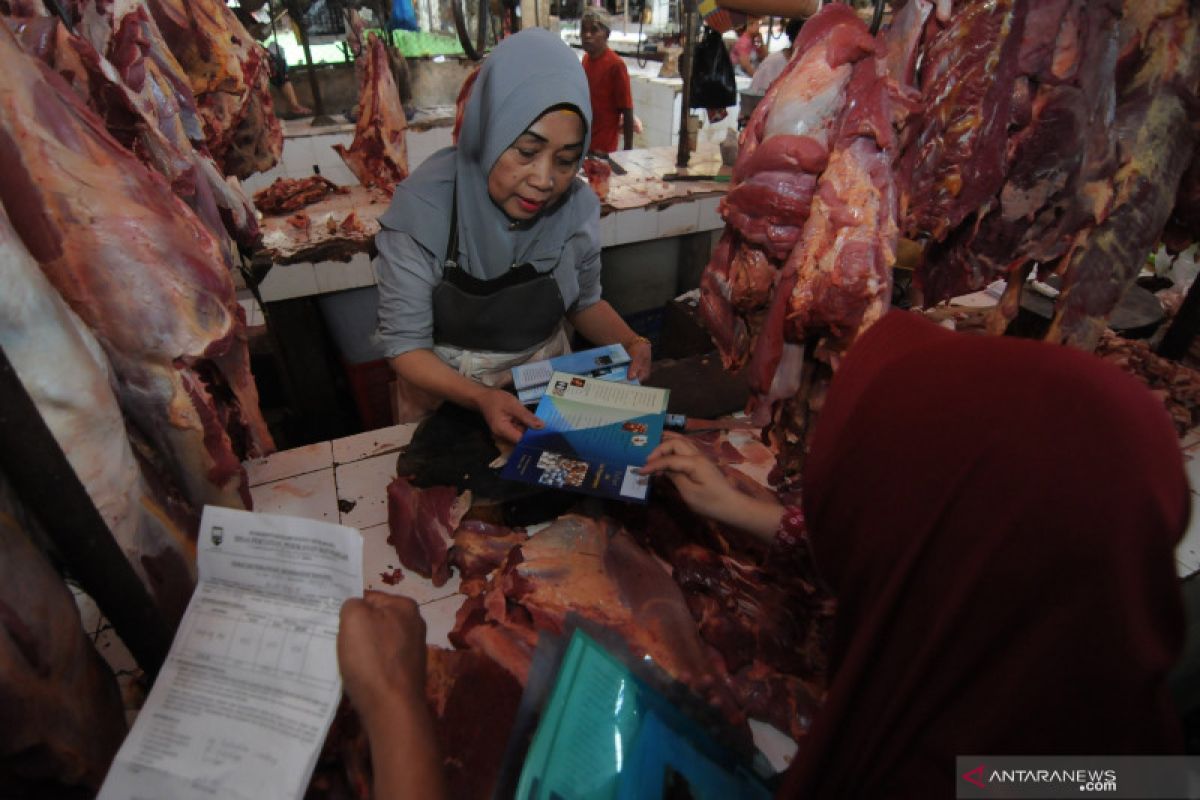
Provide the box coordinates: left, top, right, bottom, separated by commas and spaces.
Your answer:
582, 48, 632, 154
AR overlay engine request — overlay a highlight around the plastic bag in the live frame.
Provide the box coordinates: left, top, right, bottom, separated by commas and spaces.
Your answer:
689, 26, 737, 110
391, 0, 419, 31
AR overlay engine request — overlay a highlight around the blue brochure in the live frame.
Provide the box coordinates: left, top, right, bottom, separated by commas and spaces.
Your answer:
511, 344, 634, 405
501, 371, 669, 503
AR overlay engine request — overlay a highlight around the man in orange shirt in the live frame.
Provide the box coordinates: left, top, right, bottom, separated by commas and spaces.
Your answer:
580, 10, 634, 154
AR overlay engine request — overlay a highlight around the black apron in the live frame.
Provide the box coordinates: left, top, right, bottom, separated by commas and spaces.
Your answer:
431, 187, 565, 352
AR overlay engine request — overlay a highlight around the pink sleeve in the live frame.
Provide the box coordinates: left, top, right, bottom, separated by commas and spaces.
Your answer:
777, 505, 807, 545
764, 504, 816, 578
729, 35, 750, 61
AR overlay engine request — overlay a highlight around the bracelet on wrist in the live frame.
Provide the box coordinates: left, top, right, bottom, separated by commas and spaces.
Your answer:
623, 335, 651, 351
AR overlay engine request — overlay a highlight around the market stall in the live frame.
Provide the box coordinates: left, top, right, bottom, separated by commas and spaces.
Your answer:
4, 0, 1200, 798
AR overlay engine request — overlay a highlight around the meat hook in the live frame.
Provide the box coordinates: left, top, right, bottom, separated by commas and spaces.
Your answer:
869, 0, 885, 35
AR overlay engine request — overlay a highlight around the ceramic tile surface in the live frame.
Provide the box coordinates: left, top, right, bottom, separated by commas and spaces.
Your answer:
614, 206, 659, 245
333, 424, 418, 465
245, 441, 333, 486
334, 452, 397, 530
657, 199, 700, 238
696, 195, 724, 231
259, 261, 318, 302
249, 467, 339, 523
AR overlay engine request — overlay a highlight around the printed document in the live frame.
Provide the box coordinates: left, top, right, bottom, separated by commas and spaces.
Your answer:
98, 506, 362, 800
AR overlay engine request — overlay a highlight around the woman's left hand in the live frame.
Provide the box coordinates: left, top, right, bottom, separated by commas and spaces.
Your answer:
627, 340, 652, 381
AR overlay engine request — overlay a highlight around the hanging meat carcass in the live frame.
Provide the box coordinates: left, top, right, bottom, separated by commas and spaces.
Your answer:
0, 24, 274, 511
0, 205, 196, 622
334, 32, 410, 193
898, 0, 1200, 349
1046, 2, 1200, 347
142, 0, 282, 178
6, 6, 260, 250
699, 4, 898, 476
901, 0, 1122, 319
0, 480, 128, 796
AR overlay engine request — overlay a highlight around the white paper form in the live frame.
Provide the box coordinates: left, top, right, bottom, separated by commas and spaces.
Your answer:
98, 506, 363, 800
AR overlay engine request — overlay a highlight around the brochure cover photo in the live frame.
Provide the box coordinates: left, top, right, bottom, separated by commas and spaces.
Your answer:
501, 372, 670, 502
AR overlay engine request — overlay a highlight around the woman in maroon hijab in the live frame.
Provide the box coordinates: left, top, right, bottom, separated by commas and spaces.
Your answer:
643, 309, 1190, 796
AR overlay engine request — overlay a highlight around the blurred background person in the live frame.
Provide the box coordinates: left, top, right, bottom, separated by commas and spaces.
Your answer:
729, 14, 767, 77
580, 10, 635, 153
749, 18, 803, 93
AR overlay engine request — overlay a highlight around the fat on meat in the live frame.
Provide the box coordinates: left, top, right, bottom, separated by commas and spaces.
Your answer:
143, 0, 282, 178
787, 134, 898, 350
700, 3, 898, 475
452, 515, 745, 726
334, 33, 410, 193
9, 8, 260, 250
909, 0, 1122, 309
0, 25, 274, 510
0, 205, 196, 622
1046, 2, 1200, 347
898, 0, 1029, 240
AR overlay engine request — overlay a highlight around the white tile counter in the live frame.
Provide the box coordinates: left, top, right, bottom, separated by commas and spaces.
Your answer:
242, 424, 471, 618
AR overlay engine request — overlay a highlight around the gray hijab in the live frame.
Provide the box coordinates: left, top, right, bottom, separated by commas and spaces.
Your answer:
378, 28, 596, 279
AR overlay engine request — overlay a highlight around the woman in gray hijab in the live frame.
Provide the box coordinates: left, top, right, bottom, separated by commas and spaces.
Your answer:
374, 28, 652, 443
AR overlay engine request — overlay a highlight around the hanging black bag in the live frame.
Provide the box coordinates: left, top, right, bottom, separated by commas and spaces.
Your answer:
689, 26, 737, 110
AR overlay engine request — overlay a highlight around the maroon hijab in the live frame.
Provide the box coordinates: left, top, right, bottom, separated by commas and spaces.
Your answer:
780, 311, 1190, 798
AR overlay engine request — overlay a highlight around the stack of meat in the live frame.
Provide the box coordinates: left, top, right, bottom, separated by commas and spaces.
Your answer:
334, 33, 410, 194
253, 174, 349, 215
700, 4, 900, 477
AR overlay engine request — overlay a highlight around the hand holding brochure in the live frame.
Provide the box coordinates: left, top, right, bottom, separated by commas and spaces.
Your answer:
501, 371, 669, 502
511, 344, 634, 405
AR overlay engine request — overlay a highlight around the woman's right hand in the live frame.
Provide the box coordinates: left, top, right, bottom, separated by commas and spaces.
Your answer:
641, 434, 741, 519
475, 387, 543, 443
641, 433, 784, 542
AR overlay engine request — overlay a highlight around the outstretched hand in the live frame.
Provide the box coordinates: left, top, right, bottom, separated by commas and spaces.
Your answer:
641, 433, 784, 542
476, 387, 543, 444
